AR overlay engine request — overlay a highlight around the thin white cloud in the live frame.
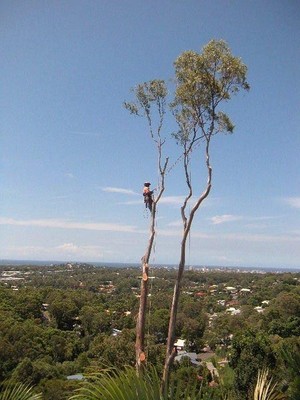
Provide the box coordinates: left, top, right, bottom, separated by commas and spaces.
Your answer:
102, 187, 139, 196
169, 214, 279, 229
3, 243, 106, 260
160, 195, 213, 207
210, 214, 243, 225
218, 232, 300, 244
0, 217, 136, 233
158, 228, 182, 237
116, 194, 210, 207
57, 243, 79, 252
212, 214, 281, 227
155, 226, 300, 243
65, 172, 74, 179
168, 219, 183, 227
119, 196, 186, 206
284, 197, 300, 209
56, 243, 105, 258
158, 228, 211, 239
160, 196, 186, 205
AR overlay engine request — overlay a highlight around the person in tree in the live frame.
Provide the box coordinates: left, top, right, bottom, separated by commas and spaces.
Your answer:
143, 182, 154, 212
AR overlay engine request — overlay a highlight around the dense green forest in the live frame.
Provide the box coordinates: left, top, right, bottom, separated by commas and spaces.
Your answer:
0, 264, 299, 399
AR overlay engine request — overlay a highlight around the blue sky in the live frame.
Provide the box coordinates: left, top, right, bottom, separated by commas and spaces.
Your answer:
1, 0, 299, 269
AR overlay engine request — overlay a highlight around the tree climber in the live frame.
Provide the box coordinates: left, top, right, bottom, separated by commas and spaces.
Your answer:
143, 182, 154, 212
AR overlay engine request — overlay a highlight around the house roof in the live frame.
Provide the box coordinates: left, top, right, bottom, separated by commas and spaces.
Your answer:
174, 351, 201, 366
174, 338, 185, 348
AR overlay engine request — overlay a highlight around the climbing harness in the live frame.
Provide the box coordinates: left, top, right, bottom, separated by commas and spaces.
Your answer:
143, 182, 154, 214
144, 196, 153, 213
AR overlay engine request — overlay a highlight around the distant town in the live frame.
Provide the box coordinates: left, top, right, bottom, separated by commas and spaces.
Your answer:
0, 261, 299, 399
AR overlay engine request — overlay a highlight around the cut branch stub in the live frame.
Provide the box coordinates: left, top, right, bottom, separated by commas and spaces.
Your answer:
142, 263, 149, 281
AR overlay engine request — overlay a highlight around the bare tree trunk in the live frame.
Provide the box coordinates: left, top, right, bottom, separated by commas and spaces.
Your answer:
161, 233, 187, 394
161, 140, 212, 394
135, 204, 156, 372
124, 81, 169, 374
136, 158, 168, 374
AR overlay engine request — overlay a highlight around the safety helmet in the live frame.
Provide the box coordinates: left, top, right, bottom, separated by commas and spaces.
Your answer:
144, 182, 151, 187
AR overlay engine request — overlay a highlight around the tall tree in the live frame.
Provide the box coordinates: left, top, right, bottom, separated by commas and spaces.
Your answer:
162, 39, 249, 393
124, 80, 169, 373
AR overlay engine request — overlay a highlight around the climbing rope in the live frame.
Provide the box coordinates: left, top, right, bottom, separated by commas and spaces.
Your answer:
165, 137, 203, 176
165, 152, 184, 176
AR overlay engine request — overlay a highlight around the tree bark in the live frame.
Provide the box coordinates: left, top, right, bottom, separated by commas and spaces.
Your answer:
135, 205, 156, 373
161, 140, 212, 394
135, 157, 168, 374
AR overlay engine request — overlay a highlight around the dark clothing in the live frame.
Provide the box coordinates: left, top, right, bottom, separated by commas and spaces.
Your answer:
143, 191, 153, 212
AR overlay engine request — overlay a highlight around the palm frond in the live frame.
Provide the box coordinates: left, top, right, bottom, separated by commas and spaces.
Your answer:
254, 370, 285, 400
0, 382, 42, 400
70, 366, 163, 400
